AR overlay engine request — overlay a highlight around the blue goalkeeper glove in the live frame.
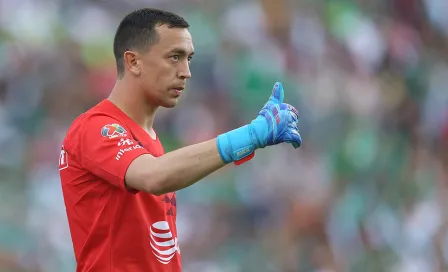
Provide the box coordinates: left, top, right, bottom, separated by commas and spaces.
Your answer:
217, 82, 302, 165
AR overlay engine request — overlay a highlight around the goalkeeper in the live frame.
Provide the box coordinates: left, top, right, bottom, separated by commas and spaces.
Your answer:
59, 8, 302, 272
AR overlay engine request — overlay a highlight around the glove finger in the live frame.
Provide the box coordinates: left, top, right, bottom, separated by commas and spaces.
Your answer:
280, 104, 299, 122
289, 108, 299, 122
290, 106, 299, 117
268, 82, 284, 105
288, 122, 299, 131
281, 104, 299, 115
289, 110, 299, 123
289, 129, 302, 149
281, 128, 302, 148
279, 103, 289, 111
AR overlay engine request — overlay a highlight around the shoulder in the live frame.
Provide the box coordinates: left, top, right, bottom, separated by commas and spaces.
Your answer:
62, 103, 130, 152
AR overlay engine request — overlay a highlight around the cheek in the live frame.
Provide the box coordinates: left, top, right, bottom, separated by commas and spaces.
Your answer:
142, 59, 174, 93
149, 63, 171, 80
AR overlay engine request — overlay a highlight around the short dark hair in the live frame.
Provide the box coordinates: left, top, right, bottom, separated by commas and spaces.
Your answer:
113, 8, 189, 78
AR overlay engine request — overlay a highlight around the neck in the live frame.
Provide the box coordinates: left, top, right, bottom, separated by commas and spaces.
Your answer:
108, 78, 158, 136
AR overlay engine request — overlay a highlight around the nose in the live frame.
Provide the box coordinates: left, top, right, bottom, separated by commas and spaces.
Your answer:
178, 61, 191, 80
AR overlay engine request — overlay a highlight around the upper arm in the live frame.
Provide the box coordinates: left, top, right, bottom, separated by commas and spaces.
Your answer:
124, 154, 160, 193
79, 115, 150, 192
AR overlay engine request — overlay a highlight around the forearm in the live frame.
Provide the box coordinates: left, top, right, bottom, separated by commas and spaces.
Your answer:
135, 139, 226, 195
125, 82, 302, 195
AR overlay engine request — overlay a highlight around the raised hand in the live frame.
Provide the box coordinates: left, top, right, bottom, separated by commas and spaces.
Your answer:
217, 82, 302, 165
250, 82, 302, 149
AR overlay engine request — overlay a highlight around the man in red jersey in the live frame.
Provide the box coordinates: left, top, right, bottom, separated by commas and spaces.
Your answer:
59, 8, 302, 272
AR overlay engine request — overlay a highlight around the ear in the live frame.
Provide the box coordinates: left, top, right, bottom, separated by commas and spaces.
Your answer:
123, 50, 141, 76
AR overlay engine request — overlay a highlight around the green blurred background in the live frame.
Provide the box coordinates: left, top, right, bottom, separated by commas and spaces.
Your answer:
1, 0, 448, 271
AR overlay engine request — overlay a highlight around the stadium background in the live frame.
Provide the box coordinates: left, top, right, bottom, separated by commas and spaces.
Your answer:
1, 0, 448, 271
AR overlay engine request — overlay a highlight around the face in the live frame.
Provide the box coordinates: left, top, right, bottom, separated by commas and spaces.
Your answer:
125, 25, 194, 108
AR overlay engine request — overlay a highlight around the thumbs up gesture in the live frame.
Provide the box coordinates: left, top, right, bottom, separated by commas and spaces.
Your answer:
216, 82, 302, 165
250, 82, 302, 149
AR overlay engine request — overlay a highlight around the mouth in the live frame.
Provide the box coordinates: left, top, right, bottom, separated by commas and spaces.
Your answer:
172, 87, 184, 96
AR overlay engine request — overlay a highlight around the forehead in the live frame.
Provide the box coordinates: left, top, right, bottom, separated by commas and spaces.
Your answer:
152, 25, 194, 54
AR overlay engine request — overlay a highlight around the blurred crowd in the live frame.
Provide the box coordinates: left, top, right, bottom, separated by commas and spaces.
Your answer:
1, 0, 448, 271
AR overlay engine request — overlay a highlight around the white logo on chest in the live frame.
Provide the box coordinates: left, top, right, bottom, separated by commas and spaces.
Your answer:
150, 221, 179, 264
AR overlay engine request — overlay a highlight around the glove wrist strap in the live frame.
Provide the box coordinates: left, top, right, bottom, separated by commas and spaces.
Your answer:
216, 125, 257, 165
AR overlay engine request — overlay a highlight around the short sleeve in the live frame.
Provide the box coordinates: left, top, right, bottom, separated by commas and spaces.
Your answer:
79, 115, 150, 191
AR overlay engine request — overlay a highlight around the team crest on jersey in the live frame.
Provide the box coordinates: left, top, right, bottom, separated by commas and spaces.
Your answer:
101, 124, 127, 138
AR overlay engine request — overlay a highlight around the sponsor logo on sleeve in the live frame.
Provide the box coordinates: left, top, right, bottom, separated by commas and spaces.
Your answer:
115, 138, 143, 160
101, 124, 127, 139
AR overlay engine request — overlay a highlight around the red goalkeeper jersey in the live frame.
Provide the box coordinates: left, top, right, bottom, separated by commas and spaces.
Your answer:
59, 100, 181, 272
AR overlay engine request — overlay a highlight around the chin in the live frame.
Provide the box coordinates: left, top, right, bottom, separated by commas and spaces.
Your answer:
160, 98, 179, 108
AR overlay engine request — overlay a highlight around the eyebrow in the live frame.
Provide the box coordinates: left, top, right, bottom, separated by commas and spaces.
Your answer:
169, 48, 195, 56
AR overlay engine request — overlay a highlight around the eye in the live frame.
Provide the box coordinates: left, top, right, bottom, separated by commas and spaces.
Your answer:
187, 56, 193, 62
171, 55, 180, 61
